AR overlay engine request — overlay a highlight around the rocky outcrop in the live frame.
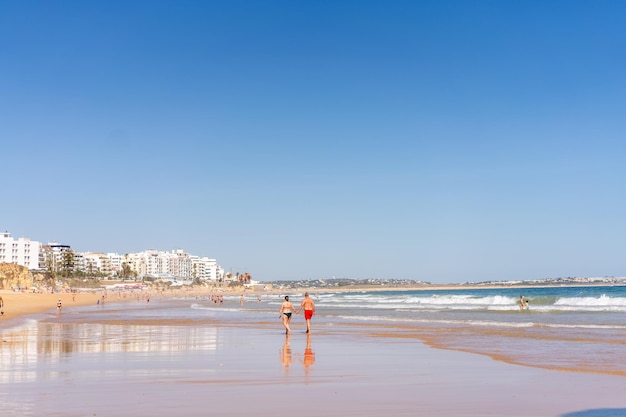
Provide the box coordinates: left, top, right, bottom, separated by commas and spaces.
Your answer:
0, 263, 35, 289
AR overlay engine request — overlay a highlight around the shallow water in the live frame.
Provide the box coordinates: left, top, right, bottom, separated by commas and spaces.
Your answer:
1, 287, 626, 416
191, 286, 626, 375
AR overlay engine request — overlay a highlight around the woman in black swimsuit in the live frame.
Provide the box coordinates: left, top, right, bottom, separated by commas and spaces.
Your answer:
279, 296, 296, 334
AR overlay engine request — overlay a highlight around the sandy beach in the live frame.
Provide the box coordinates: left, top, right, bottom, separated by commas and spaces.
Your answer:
1, 289, 626, 417
0, 290, 106, 321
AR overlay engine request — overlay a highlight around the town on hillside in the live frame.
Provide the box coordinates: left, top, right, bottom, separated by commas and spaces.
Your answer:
0, 230, 253, 291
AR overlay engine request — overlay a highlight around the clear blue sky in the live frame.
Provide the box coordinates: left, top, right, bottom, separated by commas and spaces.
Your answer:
2, 1, 625, 283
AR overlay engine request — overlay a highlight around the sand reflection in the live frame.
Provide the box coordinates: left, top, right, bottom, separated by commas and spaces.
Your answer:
280, 334, 292, 370
279, 333, 316, 375
301, 333, 315, 372
0, 320, 219, 383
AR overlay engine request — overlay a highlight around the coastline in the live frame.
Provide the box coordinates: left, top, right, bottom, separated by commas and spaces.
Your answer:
265, 281, 626, 296
2, 285, 626, 416
3, 281, 625, 323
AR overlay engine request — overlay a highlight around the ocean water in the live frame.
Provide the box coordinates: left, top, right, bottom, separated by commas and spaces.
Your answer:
1, 285, 626, 416
194, 285, 626, 374
195, 284, 626, 331
3, 285, 626, 377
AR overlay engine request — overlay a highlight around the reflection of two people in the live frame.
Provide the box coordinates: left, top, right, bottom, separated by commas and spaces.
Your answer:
279, 333, 315, 373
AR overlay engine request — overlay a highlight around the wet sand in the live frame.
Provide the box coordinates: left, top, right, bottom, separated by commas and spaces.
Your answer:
1, 291, 626, 417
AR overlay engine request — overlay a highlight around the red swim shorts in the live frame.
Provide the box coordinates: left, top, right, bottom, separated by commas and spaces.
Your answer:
304, 310, 313, 320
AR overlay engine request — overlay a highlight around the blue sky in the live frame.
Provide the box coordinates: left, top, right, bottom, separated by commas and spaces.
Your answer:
2, 1, 625, 283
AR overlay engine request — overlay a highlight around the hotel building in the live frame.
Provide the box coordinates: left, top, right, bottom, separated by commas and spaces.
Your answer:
0, 231, 42, 270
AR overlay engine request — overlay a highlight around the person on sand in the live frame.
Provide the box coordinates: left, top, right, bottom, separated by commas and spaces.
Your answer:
296, 292, 315, 333
57, 298, 62, 313
279, 296, 296, 334
0, 295, 4, 316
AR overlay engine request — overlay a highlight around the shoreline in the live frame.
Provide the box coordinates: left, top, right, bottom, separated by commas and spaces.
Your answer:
2, 286, 626, 416
3, 281, 625, 324
2, 294, 626, 417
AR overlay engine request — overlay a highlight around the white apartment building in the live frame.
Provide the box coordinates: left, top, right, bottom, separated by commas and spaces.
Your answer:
169, 249, 193, 279
41, 242, 76, 272
82, 252, 112, 275
190, 256, 220, 281
0, 231, 225, 282
106, 252, 123, 274
125, 250, 171, 277
124, 249, 223, 281
0, 231, 42, 270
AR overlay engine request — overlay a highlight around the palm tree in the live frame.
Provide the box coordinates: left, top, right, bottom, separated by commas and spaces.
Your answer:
61, 249, 75, 278
120, 262, 132, 281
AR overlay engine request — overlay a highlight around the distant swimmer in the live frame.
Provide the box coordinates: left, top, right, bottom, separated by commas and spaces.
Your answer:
519, 295, 525, 311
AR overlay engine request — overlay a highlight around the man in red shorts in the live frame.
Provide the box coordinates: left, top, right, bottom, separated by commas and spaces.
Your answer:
297, 292, 316, 333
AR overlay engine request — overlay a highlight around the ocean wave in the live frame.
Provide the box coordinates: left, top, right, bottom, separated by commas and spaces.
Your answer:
554, 294, 626, 306
328, 314, 626, 330
318, 292, 626, 313
190, 303, 242, 313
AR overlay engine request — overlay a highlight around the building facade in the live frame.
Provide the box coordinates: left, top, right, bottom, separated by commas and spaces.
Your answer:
82, 252, 112, 276
1, 230, 225, 282
123, 250, 223, 281
41, 242, 75, 273
190, 256, 221, 281
0, 231, 42, 270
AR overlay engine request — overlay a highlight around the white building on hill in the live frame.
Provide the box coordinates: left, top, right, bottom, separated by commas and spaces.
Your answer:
0, 231, 42, 270
82, 252, 112, 276
107, 252, 124, 274
190, 256, 221, 281
124, 249, 223, 281
41, 242, 75, 273
1, 231, 225, 283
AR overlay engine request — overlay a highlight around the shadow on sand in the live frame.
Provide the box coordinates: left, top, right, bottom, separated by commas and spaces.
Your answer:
561, 409, 626, 417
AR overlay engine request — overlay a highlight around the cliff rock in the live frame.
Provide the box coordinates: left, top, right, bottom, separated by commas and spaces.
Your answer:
0, 263, 34, 289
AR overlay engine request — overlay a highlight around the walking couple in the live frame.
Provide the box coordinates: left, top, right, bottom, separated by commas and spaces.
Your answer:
279, 292, 315, 334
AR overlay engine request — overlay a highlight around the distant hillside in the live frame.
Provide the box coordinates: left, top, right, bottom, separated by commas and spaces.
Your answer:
464, 276, 626, 287
263, 278, 429, 289
263, 276, 626, 290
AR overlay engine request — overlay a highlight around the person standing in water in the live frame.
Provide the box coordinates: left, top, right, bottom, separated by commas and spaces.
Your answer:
297, 292, 316, 333
279, 296, 296, 334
